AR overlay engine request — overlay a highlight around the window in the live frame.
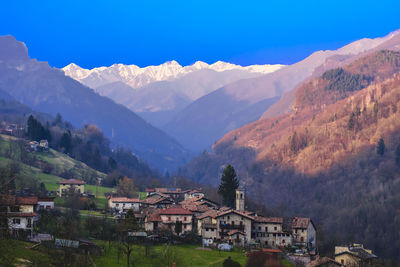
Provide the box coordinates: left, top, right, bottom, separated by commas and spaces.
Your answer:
184, 217, 187, 221
282, 239, 285, 244
27, 219, 32, 227
301, 237, 304, 242
274, 226, 277, 231
13, 218, 20, 224
46, 205, 51, 210
227, 216, 230, 220
258, 226, 261, 230
116, 203, 119, 207
184, 224, 187, 229
265, 227, 268, 232
168, 216, 171, 221
341, 259, 344, 264
232, 221, 235, 226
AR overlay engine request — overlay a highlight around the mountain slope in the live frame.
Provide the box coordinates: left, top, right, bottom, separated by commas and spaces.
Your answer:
163, 31, 400, 152
0, 35, 187, 171
261, 30, 400, 119
180, 50, 400, 259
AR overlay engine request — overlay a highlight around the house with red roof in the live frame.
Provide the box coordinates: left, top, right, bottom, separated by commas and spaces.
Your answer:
0, 195, 38, 238
57, 179, 86, 197
158, 206, 194, 234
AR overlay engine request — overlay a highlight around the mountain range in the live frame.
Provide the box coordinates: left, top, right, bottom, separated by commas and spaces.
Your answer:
179, 47, 400, 259
63, 60, 284, 127
162, 30, 400, 151
0, 35, 187, 171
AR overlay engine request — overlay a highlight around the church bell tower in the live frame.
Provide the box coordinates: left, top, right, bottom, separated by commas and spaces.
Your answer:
236, 188, 245, 211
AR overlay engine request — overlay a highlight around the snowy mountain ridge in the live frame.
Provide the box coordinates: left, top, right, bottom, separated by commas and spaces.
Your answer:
62, 60, 285, 89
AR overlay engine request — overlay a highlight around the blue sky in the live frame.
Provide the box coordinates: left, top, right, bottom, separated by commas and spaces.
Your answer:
1, 0, 399, 68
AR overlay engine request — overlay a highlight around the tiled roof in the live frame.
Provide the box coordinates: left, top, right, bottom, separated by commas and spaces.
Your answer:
17, 196, 38, 205
179, 196, 203, 205
1, 195, 39, 206
254, 216, 283, 224
109, 197, 140, 203
141, 195, 171, 205
335, 247, 377, 260
292, 217, 311, 229
159, 206, 193, 215
198, 209, 219, 220
58, 179, 86, 185
215, 209, 255, 221
227, 230, 245, 236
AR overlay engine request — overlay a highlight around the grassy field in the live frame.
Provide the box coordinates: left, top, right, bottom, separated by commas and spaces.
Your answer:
94, 243, 248, 267
0, 239, 53, 266
0, 134, 115, 209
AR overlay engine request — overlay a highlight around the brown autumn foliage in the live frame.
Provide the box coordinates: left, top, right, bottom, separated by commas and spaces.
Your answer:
181, 50, 400, 260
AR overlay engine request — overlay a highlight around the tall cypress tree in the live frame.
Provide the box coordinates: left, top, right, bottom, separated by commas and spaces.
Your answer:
218, 165, 239, 208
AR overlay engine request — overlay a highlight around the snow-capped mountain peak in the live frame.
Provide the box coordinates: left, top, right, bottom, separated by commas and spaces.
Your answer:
62, 60, 285, 89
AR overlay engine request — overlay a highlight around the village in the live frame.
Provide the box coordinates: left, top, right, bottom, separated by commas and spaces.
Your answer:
0, 176, 378, 267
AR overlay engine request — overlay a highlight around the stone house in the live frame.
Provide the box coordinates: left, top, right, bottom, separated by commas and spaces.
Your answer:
144, 211, 162, 232
158, 206, 194, 234
334, 244, 377, 266
214, 209, 254, 245
58, 179, 85, 196
0, 195, 38, 237
292, 217, 316, 249
252, 216, 292, 247
108, 196, 141, 213
197, 209, 219, 238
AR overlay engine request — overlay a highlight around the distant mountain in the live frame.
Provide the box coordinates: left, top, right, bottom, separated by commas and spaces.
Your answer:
180, 50, 400, 259
63, 60, 284, 127
63, 60, 284, 89
164, 30, 400, 151
0, 35, 187, 171
261, 29, 400, 119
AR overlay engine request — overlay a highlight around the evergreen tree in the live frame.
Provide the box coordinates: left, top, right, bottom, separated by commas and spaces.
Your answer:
396, 144, 400, 166
218, 165, 239, 208
377, 138, 385, 156
60, 131, 72, 153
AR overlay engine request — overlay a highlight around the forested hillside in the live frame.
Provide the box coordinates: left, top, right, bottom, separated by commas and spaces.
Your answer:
180, 50, 400, 259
